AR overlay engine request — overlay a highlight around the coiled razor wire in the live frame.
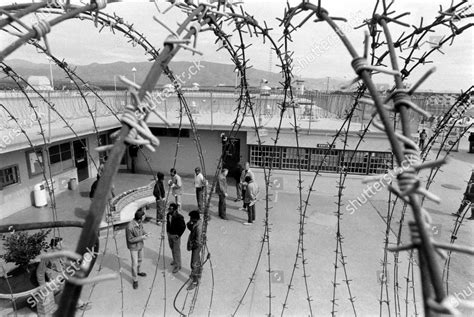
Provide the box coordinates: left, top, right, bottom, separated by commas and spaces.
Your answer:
0, 64, 61, 240
0, 3, 474, 314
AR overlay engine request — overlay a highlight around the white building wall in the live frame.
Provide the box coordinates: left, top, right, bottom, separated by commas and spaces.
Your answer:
134, 130, 248, 177
0, 133, 103, 219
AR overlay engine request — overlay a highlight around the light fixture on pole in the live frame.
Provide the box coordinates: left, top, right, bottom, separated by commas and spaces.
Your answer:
132, 67, 137, 84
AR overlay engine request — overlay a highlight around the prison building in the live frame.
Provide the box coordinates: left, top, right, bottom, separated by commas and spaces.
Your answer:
0, 88, 445, 218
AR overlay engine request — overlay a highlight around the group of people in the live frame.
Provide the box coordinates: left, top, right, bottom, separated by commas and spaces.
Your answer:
125, 205, 203, 291
216, 162, 259, 224
126, 162, 258, 291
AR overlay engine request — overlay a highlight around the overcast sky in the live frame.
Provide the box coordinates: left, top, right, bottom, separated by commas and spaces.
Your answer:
2, 0, 473, 91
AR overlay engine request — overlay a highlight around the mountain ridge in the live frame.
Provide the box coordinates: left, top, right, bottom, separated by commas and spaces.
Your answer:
3, 59, 347, 91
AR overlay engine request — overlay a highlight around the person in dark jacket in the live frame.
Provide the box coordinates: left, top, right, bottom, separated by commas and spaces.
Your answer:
233, 163, 243, 202
419, 129, 428, 150
126, 209, 150, 289
186, 210, 202, 290
153, 172, 166, 224
216, 168, 228, 220
166, 203, 186, 273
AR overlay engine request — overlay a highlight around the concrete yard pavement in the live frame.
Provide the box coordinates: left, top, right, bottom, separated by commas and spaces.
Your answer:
0, 144, 473, 316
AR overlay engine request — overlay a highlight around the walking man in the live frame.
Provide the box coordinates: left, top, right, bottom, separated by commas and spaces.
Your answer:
166, 203, 186, 273
194, 167, 206, 212
243, 176, 259, 225
153, 172, 166, 224
169, 168, 183, 208
419, 129, 427, 150
126, 209, 149, 289
239, 162, 255, 211
216, 168, 228, 220
186, 210, 202, 290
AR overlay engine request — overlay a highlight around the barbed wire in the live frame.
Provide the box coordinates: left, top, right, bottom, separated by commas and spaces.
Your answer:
0, 1, 473, 316
0, 63, 61, 240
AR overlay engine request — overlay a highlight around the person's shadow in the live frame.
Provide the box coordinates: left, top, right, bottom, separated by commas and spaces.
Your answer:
143, 246, 191, 283
74, 207, 89, 219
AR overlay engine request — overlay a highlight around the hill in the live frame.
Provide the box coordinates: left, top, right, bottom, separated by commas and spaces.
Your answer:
3, 59, 347, 91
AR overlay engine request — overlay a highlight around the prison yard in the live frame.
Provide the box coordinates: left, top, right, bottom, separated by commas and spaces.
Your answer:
0, 0, 474, 316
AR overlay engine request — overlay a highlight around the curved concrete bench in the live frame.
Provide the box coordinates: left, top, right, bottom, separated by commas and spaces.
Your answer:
99, 183, 155, 230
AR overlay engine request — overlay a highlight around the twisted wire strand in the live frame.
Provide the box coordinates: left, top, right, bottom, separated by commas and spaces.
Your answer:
421, 87, 473, 162
228, 13, 274, 316
280, 4, 380, 315
111, 225, 125, 317
1, 59, 129, 316
371, 3, 472, 314
27, 39, 162, 181
2, 56, 165, 316
406, 249, 419, 316
0, 2, 98, 61
280, 14, 314, 317
0, 64, 61, 240
331, 105, 358, 317
52, 5, 210, 314
281, 0, 472, 315
0, 262, 18, 316
162, 67, 215, 315
138, 93, 186, 317
364, 2, 473, 315
0, 2, 48, 29
80, 217, 113, 317
442, 202, 471, 294
227, 8, 309, 316
1, 1, 472, 314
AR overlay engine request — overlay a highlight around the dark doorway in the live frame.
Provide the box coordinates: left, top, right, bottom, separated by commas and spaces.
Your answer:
73, 139, 89, 182
222, 137, 240, 171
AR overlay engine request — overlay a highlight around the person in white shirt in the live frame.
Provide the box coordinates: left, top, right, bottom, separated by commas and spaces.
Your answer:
194, 167, 206, 212
168, 168, 183, 208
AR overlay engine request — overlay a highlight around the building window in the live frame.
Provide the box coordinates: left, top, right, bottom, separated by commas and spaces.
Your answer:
250, 145, 281, 169
48, 142, 73, 174
150, 127, 190, 138
25, 149, 44, 178
309, 148, 340, 172
281, 148, 309, 170
249, 145, 393, 175
341, 150, 368, 174
0, 165, 20, 189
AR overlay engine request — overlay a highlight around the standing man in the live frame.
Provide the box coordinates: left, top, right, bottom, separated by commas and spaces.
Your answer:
233, 163, 243, 202
186, 210, 202, 290
243, 176, 259, 225
419, 129, 428, 150
169, 168, 183, 208
194, 167, 206, 212
126, 209, 150, 289
468, 132, 474, 153
216, 168, 228, 220
166, 203, 186, 273
153, 172, 166, 224
239, 162, 255, 211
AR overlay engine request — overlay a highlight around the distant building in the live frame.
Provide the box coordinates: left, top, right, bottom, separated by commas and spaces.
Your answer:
26, 76, 53, 91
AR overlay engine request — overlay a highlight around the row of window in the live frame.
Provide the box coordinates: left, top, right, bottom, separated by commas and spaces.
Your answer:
249, 145, 393, 175
1, 141, 75, 189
